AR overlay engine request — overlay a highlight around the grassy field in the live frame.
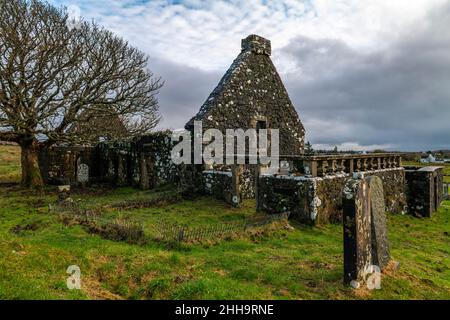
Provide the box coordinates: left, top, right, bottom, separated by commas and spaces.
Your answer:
0, 145, 21, 184
0, 145, 449, 300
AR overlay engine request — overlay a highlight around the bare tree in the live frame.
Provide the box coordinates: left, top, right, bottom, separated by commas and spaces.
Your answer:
0, 0, 162, 187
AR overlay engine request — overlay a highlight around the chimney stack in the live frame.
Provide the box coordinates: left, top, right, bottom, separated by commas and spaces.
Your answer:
241, 34, 271, 56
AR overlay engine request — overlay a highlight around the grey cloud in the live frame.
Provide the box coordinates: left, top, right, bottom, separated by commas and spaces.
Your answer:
150, 57, 222, 130
152, 3, 450, 151
280, 3, 450, 151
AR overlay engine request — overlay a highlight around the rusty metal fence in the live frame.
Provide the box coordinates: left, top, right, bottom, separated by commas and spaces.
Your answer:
50, 199, 290, 245
153, 212, 290, 243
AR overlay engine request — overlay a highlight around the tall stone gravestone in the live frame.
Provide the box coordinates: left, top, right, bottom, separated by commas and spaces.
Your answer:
77, 163, 89, 185
343, 175, 392, 288
343, 178, 372, 287
367, 176, 390, 270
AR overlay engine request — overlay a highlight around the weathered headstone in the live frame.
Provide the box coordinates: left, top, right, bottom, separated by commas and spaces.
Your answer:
367, 176, 390, 270
343, 178, 372, 287
76, 163, 89, 184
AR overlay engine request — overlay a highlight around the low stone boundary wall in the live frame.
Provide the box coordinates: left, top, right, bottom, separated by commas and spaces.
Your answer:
258, 168, 407, 225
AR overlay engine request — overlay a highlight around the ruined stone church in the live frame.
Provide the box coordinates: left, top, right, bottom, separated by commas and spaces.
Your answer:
38, 35, 444, 224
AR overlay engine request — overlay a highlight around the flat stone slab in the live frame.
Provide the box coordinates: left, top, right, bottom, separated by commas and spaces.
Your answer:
367, 176, 390, 270
343, 178, 372, 286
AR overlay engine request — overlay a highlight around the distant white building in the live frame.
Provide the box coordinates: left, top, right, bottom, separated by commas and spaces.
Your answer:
420, 154, 445, 164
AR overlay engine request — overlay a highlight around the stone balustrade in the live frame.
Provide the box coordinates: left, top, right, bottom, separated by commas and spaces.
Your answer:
280, 153, 403, 177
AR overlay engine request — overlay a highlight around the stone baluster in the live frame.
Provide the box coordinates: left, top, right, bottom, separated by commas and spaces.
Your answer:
369, 158, 376, 170
340, 159, 346, 173
382, 157, 388, 169
356, 159, 362, 172
321, 160, 328, 176
311, 160, 318, 177
349, 159, 355, 174
394, 156, 399, 167
363, 159, 369, 171
303, 160, 314, 176
331, 160, 338, 174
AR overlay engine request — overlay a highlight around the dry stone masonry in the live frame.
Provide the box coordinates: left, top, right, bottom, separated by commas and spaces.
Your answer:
186, 34, 305, 156
258, 154, 407, 225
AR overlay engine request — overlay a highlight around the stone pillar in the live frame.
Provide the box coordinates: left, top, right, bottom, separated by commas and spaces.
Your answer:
369, 158, 376, 170
139, 153, 150, 190
363, 159, 369, 171
117, 154, 127, 186
356, 159, 362, 172
343, 178, 372, 287
331, 160, 337, 174
339, 159, 346, 173
311, 161, 318, 177
231, 164, 242, 207
349, 159, 355, 174
304, 160, 318, 177
321, 160, 328, 176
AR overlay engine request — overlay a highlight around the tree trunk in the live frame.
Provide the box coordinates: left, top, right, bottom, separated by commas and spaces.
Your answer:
20, 139, 44, 188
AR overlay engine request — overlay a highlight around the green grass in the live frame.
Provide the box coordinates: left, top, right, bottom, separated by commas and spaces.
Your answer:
0, 145, 21, 183
1, 145, 449, 300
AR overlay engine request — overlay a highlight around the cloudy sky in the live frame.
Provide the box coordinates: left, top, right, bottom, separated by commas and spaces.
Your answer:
50, 0, 450, 151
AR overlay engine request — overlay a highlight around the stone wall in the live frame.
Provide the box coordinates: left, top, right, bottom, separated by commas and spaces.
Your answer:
202, 164, 257, 206
258, 168, 407, 225
39, 146, 97, 185
186, 34, 305, 156
202, 171, 234, 203
39, 131, 181, 188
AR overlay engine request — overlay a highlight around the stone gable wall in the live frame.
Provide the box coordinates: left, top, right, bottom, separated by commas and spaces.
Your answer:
187, 35, 305, 156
